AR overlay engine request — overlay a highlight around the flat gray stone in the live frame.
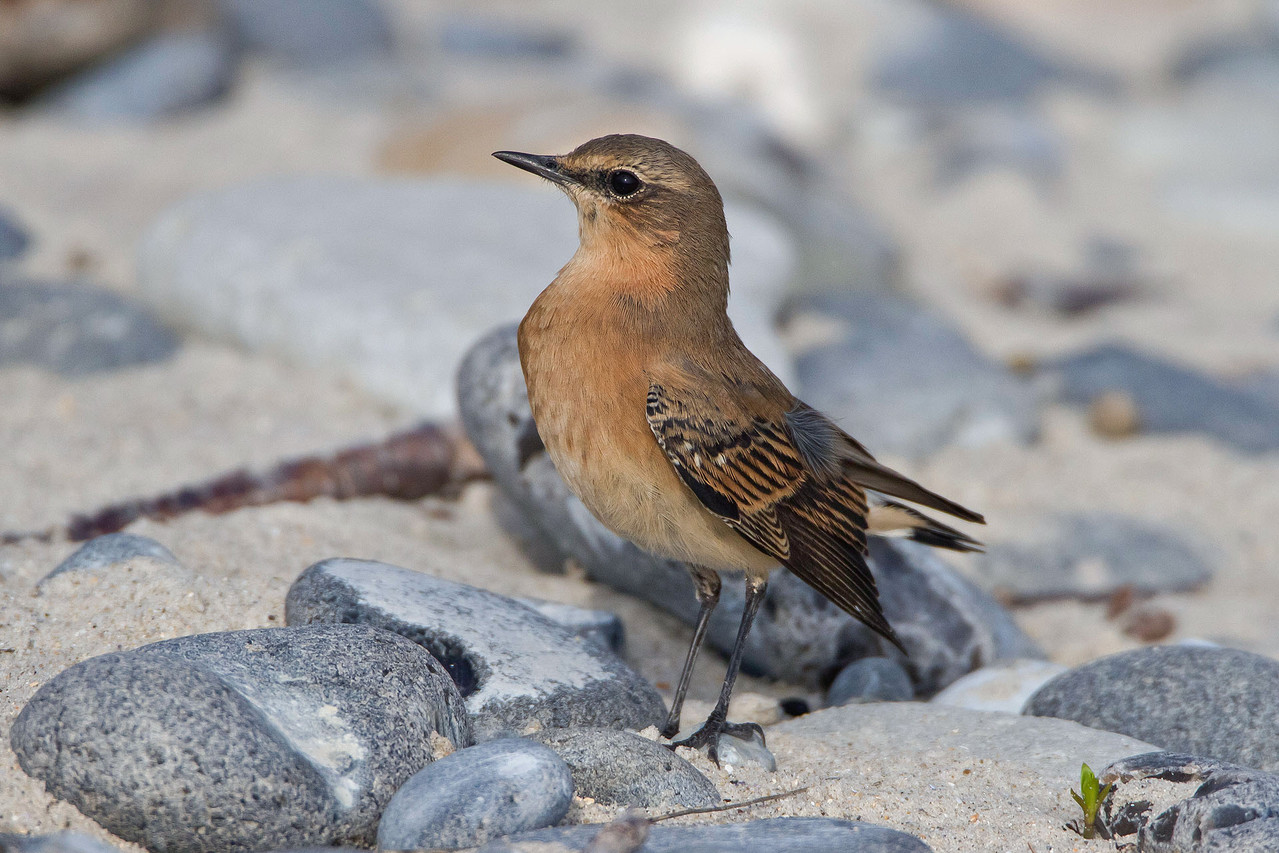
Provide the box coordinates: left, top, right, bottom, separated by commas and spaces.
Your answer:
41, 532, 181, 586
826, 657, 914, 706
530, 727, 720, 809
377, 738, 573, 851
870, 1, 1107, 106
40, 30, 236, 120
788, 292, 1039, 458
10, 624, 471, 853
485, 816, 932, 852
1045, 343, 1279, 453
972, 512, 1213, 602
0, 279, 180, 375
1025, 646, 1279, 771
1101, 752, 1279, 851
137, 177, 794, 418
929, 659, 1067, 714
457, 324, 1041, 696
285, 559, 665, 740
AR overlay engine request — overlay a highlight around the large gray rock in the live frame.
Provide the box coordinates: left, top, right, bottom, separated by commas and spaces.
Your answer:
485, 817, 932, 853
457, 324, 1041, 695
377, 739, 573, 851
285, 559, 666, 740
0, 279, 180, 375
1025, 646, 1279, 771
529, 727, 720, 810
972, 512, 1213, 602
40, 29, 236, 120
137, 176, 795, 418
1044, 343, 1279, 453
10, 624, 471, 853
1101, 752, 1279, 851
788, 292, 1039, 458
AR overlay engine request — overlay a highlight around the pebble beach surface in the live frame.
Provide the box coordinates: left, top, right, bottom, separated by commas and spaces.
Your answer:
4, 1, 1279, 851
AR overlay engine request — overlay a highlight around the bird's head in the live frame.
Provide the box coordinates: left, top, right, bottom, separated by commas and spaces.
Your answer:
493, 134, 730, 280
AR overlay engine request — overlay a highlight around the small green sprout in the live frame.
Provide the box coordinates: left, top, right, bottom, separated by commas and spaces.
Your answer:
1070, 762, 1114, 839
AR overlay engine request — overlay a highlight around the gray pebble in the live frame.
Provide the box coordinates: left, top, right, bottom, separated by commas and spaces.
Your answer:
929, 659, 1067, 714
285, 559, 665, 740
1045, 343, 1279, 453
827, 657, 915, 706
1025, 646, 1279, 771
530, 727, 719, 809
40, 30, 236, 120
871, 2, 1106, 106
10, 624, 472, 852
41, 532, 181, 587
0, 279, 179, 376
376, 738, 573, 851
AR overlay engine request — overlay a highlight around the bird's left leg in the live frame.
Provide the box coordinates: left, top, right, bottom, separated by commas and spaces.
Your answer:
671, 574, 768, 764
660, 567, 721, 739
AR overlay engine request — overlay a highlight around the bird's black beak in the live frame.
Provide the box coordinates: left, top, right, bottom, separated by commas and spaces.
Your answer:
492, 151, 572, 187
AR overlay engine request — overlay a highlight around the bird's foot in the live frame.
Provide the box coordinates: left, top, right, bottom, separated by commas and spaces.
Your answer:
668, 718, 769, 766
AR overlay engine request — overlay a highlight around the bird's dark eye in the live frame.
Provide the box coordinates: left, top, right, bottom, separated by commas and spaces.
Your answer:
608, 170, 641, 197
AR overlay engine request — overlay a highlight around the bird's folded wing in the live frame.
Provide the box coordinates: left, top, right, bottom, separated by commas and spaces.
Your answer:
645, 381, 900, 647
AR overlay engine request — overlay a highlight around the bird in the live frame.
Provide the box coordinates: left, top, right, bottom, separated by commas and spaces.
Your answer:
494, 134, 985, 762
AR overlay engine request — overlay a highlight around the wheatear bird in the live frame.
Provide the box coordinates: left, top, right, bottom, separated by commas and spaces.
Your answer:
495, 135, 984, 761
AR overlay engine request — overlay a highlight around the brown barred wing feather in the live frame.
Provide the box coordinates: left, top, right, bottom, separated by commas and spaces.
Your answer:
645, 382, 903, 651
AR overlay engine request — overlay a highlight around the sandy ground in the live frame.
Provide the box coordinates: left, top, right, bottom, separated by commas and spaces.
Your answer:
4, 3, 1279, 851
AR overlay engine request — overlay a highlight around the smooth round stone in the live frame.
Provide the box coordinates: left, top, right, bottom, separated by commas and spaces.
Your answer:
1025, 645, 1279, 771
930, 659, 1067, 714
376, 738, 573, 851
531, 728, 719, 809
827, 657, 915, 706
11, 625, 472, 852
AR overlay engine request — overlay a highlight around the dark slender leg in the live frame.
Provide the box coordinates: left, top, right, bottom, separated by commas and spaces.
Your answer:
660, 568, 721, 739
672, 575, 769, 763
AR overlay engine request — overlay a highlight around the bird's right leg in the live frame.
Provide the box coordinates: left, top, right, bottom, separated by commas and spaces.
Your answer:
660, 567, 721, 740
